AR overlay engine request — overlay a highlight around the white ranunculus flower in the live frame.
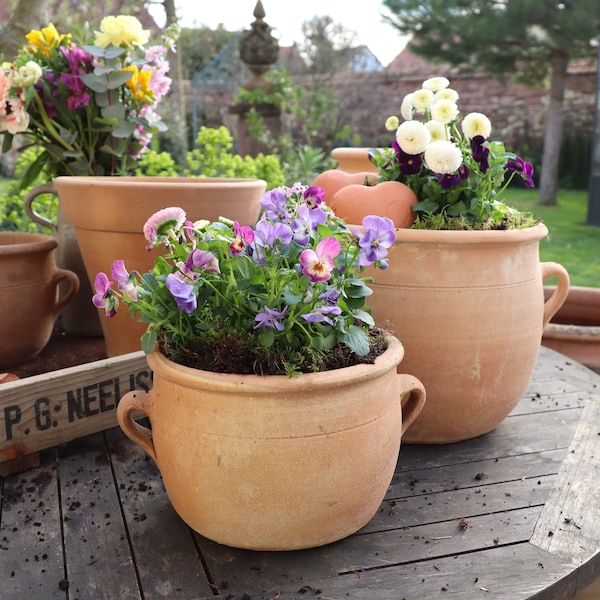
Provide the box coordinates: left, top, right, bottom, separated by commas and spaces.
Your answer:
412, 88, 434, 112
424, 140, 463, 174
395, 120, 431, 155
430, 99, 459, 125
400, 93, 414, 120
462, 112, 492, 139
433, 88, 459, 103
385, 115, 399, 131
422, 76, 450, 92
425, 120, 447, 142
8, 61, 42, 87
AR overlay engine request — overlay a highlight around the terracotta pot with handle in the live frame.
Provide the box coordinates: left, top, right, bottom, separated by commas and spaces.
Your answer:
0, 232, 79, 368
117, 334, 425, 551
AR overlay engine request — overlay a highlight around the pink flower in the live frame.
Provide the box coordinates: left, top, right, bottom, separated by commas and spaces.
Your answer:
299, 236, 341, 282
143, 206, 186, 246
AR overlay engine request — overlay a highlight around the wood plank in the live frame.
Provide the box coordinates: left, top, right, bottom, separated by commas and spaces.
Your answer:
105, 427, 217, 599
0, 448, 66, 600
57, 432, 142, 599
531, 393, 600, 565
0, 352, 151, 462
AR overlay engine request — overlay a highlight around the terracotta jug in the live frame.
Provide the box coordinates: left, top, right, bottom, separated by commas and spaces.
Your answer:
117, 334, 426, 550
0, 232, 79, 368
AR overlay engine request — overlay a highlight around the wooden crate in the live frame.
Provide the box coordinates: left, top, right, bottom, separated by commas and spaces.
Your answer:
0, 351, 151, 470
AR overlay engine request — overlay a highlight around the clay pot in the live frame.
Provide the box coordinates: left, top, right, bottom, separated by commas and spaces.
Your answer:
542, 285, 600, 371
362, 224, 570, 444
331, 147, 378, 173
25, 182, 103, 337
117, 334, 426, 550
0, 232, 79, 368
55, 176, 267, 357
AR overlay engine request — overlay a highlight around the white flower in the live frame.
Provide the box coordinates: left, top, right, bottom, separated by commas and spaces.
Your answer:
430, 99, 459, 125
424, 140, 463, 174
400, 93, 414, 121
8, 61, 42, 87
433, 88, 459, 103
412, 88, 434, 112
422, 76, 450, 92
385, 115, 399, 131
462, 112, 492, 139
425, 120, 447, 142
396, 120, 431, 155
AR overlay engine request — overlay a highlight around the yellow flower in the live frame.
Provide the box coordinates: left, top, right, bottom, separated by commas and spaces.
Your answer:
95, 15, 150, 48
124, 65, 155, 104
25, 23, 68, 56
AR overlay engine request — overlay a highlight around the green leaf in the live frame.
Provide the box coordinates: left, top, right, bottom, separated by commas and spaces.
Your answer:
102, 103, 126, 121
83, 44, 126, 60
141, 331, 157, 355
2, 133, 14, 153
339, 325, 370, 356
111, 121, 136, 138
80, 72, 108, 93
107, 70, 134, 89
351, 308, 374, 326
258, 327, 275, 348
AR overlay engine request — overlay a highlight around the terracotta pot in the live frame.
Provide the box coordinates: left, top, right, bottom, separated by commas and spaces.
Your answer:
362, 223, 570, 444
331, 147, 378, 173
55, 176, 267, 357
0, 232, 79, 368
25, 182, 103, 337
117, 334, 426, 550
542, 285, 600, 371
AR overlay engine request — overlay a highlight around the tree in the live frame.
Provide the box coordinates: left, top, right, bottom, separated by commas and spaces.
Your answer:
382, 0, 600, 205
0, 0, 50, 59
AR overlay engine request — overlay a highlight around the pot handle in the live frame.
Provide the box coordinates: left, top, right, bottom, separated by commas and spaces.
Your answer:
117, 390, 158, 463
24, 182, 58, 236
51, 268, 80, 317
541, 262, 570, 328
397, 374, 426, 436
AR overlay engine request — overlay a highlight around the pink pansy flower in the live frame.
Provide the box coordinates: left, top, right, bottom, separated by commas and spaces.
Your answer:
299, 237, 341, 283
92, 272, 118, 317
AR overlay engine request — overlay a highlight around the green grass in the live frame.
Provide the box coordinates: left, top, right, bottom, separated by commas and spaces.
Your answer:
503, 189, 600, 288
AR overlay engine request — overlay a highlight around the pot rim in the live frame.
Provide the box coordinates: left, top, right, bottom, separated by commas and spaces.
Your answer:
146, 332, 404, 394
54, 176, 267, 190
0, 231, 57, 255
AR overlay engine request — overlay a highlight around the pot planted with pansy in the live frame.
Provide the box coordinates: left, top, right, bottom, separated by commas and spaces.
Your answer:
1, 15, 176, 336
96, 184, 426, 550
318, 76, 570, 444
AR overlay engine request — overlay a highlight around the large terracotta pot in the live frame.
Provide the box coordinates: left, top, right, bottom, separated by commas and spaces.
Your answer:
542, 285, 600, 372
117, 334, 426, 550
55, 176, 267, 357
362, 224, 570, 444
0, 232, 79, 368
25, 182, 103, 337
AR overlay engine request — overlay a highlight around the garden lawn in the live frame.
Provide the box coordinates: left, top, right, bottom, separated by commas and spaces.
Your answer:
504, 189, 600, 288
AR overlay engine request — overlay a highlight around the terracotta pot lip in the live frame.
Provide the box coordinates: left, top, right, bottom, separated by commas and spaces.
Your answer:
146, 332, 404, 393
54, 176, 267, 189
0, 231, 57, 255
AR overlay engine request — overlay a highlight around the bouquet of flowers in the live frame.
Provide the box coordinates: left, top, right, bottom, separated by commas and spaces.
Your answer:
0, 15, 176, 187
370, 76, 536, 229
93, 183, 395, 376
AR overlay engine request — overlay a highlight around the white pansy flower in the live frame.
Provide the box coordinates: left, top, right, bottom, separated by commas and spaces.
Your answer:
462, 112, 492, 139
425, 120, 447, 142
430, 99, 459, 125
8, 61, 42, 87
400, 93, 414, 120
424, 140, 463, 174
422, 76, 450, 92
385, 115, 399, 131
433, 88, 459, 103
411, 88, 434, 112
395, 120, 431, 155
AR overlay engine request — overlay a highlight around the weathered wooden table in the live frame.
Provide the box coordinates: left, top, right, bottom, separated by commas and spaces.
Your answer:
1, 346, 599, 600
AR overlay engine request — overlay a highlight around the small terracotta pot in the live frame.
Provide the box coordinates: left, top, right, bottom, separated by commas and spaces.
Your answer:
542, 285, 600, 371
55, 176, 267, 357
117, 334, 426, 550
0, 232, 79, 368
331, 147, 378, 173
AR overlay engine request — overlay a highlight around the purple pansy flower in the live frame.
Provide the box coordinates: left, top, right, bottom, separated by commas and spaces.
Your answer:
166, 274, 197, 313
111, 260, 141, 301
92, 272, 118, 317
291, 203, 327, 246
301, 305, 342, 326
259, 188, 290, 222
356, 216, 395, 267
507, 156, 535, 188
254, 305, 288, 331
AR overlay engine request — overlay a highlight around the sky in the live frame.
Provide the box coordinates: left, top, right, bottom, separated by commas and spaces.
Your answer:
166, 1, 408, 67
